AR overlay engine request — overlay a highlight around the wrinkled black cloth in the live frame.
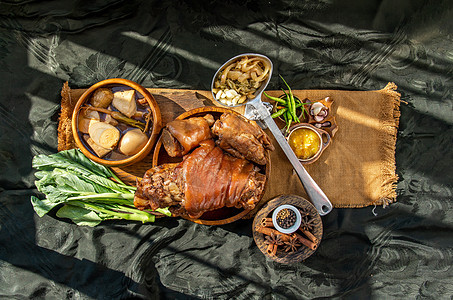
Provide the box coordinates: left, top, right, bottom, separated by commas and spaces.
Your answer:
1, 1, 452, 299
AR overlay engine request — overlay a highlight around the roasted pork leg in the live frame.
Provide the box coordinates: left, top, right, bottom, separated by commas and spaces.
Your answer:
211, 113, 274, 165
134, 139, 266, 219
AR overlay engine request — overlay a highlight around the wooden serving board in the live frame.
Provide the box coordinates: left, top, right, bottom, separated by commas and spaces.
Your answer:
60, 85, 330, 219
62, 83, 401, 212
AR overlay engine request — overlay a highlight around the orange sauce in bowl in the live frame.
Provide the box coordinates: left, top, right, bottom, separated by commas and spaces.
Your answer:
288, 128, 320, 160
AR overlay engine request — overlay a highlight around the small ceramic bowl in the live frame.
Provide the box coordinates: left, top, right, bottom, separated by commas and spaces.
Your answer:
72, 78, 162, 167
286, 123, 331, 165
272, 204, 302, 234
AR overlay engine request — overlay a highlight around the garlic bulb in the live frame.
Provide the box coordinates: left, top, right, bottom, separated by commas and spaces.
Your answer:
310, 102, 328, 122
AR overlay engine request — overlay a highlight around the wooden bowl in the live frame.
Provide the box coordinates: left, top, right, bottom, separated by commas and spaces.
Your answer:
153, 106, 270, 225
252, 195, 323, 264
72, 78, 162, 167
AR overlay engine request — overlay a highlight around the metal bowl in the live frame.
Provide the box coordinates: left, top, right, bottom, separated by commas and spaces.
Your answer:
211, 53, 273, 108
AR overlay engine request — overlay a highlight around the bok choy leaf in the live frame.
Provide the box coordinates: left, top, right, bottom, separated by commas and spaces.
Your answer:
31, 149, 170, 227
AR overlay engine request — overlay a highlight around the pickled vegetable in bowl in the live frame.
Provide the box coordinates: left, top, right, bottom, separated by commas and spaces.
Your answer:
212, 55, 271, 106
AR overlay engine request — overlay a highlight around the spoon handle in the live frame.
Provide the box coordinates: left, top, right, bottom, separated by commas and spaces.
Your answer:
249, 100, 333, 216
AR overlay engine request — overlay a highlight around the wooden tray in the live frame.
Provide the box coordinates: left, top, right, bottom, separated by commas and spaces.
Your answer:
152, 106, 271, 225
59, 86, 337, 222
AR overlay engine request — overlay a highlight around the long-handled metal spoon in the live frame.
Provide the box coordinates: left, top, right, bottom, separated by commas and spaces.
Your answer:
212, 53, 333, 216
246, 98, 333, 216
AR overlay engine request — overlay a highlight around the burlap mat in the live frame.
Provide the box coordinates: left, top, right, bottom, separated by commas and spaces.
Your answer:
58, 82, 401, 209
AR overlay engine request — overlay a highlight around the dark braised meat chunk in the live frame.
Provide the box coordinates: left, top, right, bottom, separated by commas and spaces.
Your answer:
134, 140, 266, 219
211, 113, 274, 165
134, 163, 184, 212
162, 114, 215, 157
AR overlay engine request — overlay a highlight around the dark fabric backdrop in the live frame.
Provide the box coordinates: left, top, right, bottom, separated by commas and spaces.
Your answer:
0, 0, 452, 299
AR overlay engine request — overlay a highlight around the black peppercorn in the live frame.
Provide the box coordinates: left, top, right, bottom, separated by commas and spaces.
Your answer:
276, 208, 296, 229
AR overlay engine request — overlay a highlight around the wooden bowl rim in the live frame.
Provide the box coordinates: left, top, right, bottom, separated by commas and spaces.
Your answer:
153, 106, 270, 225
71, 78, 162, 167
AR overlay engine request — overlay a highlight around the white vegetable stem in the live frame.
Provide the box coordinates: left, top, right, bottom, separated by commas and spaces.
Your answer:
112, 90, 137, 118
89, 122, 120, 149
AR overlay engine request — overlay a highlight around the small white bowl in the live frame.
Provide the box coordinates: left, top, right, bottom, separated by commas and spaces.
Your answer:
272, 204, 301, 234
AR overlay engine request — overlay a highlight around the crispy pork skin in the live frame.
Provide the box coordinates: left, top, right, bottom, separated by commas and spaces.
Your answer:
134, 139, 266, 218
134, 163, 183, 211
211, 113, 274, 165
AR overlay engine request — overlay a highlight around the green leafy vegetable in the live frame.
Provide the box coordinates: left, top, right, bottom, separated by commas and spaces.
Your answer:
56, 204, 103, 227
31, 149, 171, 227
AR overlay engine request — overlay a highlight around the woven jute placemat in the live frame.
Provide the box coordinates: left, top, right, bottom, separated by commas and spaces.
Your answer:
58, 82, 401, 210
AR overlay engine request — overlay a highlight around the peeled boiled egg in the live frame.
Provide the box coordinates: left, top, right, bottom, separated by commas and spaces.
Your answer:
118, 129, 148, 156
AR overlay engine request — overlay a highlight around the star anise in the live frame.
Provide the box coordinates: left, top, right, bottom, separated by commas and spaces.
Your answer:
284, 237, 302, 253
264, 232, 284, 246
298, 208, 310, 218
300, 216, 315, 231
